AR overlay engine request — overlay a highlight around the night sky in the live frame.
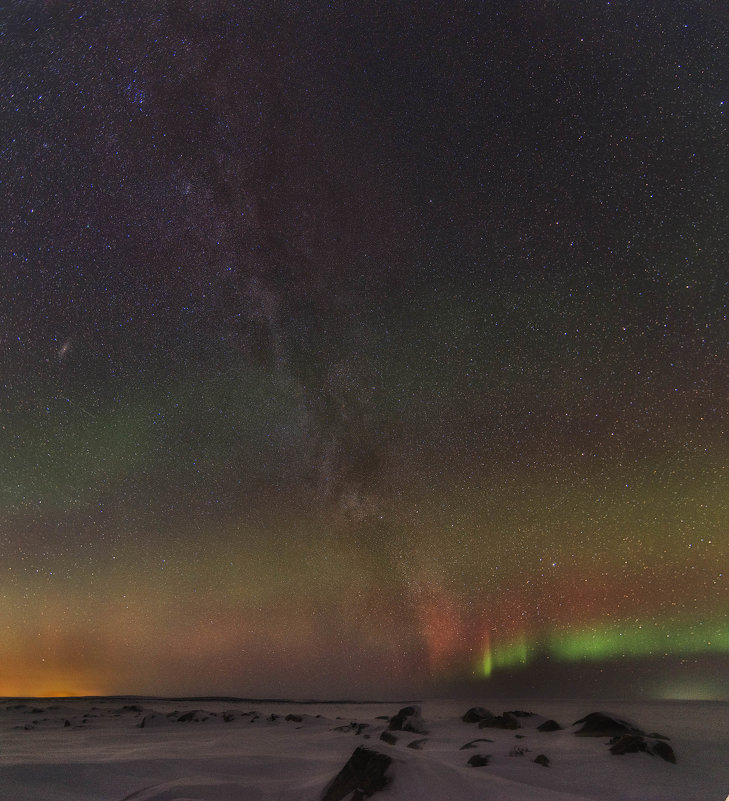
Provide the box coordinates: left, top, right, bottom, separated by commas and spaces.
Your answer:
3, 0, 729, 700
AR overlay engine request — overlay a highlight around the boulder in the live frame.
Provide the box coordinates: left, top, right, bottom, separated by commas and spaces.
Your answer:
650, 740, 677, 764
573, 713, 641, 738
537, 719, 562, 732
379, 731, 398, 745
478, 712, 519, 730
609, 734, 677, 763
406, 738, 427, 749
176, 710, 214, 723
609, 734, 650, 755
320, 746, 392, 801
462, 707, 493, 723
467, 754, 491, 767
534, 754, 550, 767
388, 706, 427, 734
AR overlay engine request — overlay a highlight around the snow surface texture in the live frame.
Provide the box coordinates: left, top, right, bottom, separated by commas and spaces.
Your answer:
0, 697, 727, 800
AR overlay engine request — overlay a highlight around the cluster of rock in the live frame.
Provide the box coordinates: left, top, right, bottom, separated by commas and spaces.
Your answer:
462, 706, 521, 729
137, 708, 309, 728
460, 707, 551, 769
5, 699, 679, 801
574, 712, 676, 763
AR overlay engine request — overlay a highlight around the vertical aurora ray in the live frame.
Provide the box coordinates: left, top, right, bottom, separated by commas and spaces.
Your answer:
481, 631, 492, 678
479, 635, 531, 678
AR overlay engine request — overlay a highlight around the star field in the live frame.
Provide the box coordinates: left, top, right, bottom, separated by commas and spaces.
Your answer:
2, 0, 728, 699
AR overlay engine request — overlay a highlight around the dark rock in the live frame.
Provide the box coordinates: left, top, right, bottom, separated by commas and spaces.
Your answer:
177, 710, 212, 723
467, 754, 491, 767
286, 714, 303, 723
459, 738, 494, 750
573, 713, 642, 738
63, 720, 71, 727
406, 738, 427, 749
508, 710, 535, 718
610, 734, 677, 764
379, 731, 398, 745
462, 707, 494, 723
478, 712, 519, 730
650, 740, 677, 764
610, 734, 651, 756
534, 754, 550, 767
320, 746, 392, 801
537, 719, 562, 732
388, 705, 427, 734
333, 722, 369, 735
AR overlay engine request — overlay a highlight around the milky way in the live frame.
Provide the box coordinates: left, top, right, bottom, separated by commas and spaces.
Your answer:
2, 1, 728, 699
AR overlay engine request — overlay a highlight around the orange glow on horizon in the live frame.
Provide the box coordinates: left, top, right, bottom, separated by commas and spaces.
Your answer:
0, 666, 107, 699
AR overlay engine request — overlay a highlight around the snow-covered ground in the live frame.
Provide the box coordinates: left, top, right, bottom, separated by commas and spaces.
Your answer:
0, 696, 726, 800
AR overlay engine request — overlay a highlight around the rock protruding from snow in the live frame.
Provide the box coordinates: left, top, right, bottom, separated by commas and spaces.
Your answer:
459, 737, 494, 750
467, 754, 491, 767
406, 738, 427, 749
175, 709, 217, 723
388, 705, 427, 734
462, 707, 493, 723
537, 719, 562, 732
573, 712, 641, 738
320, 746, 392, 801
650, 740, 677, 763
610, 734, 677, 763
477, 711, 520, 730
534, 754, 550, 767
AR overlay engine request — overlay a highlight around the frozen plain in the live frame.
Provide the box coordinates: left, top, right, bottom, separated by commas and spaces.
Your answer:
0, 697, 727, 801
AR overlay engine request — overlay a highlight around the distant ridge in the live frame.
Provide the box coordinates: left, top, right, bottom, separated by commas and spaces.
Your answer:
0, 695, 415, 705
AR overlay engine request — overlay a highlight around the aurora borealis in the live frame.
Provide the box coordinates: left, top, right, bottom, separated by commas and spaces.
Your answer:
3, 1, 729, 700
